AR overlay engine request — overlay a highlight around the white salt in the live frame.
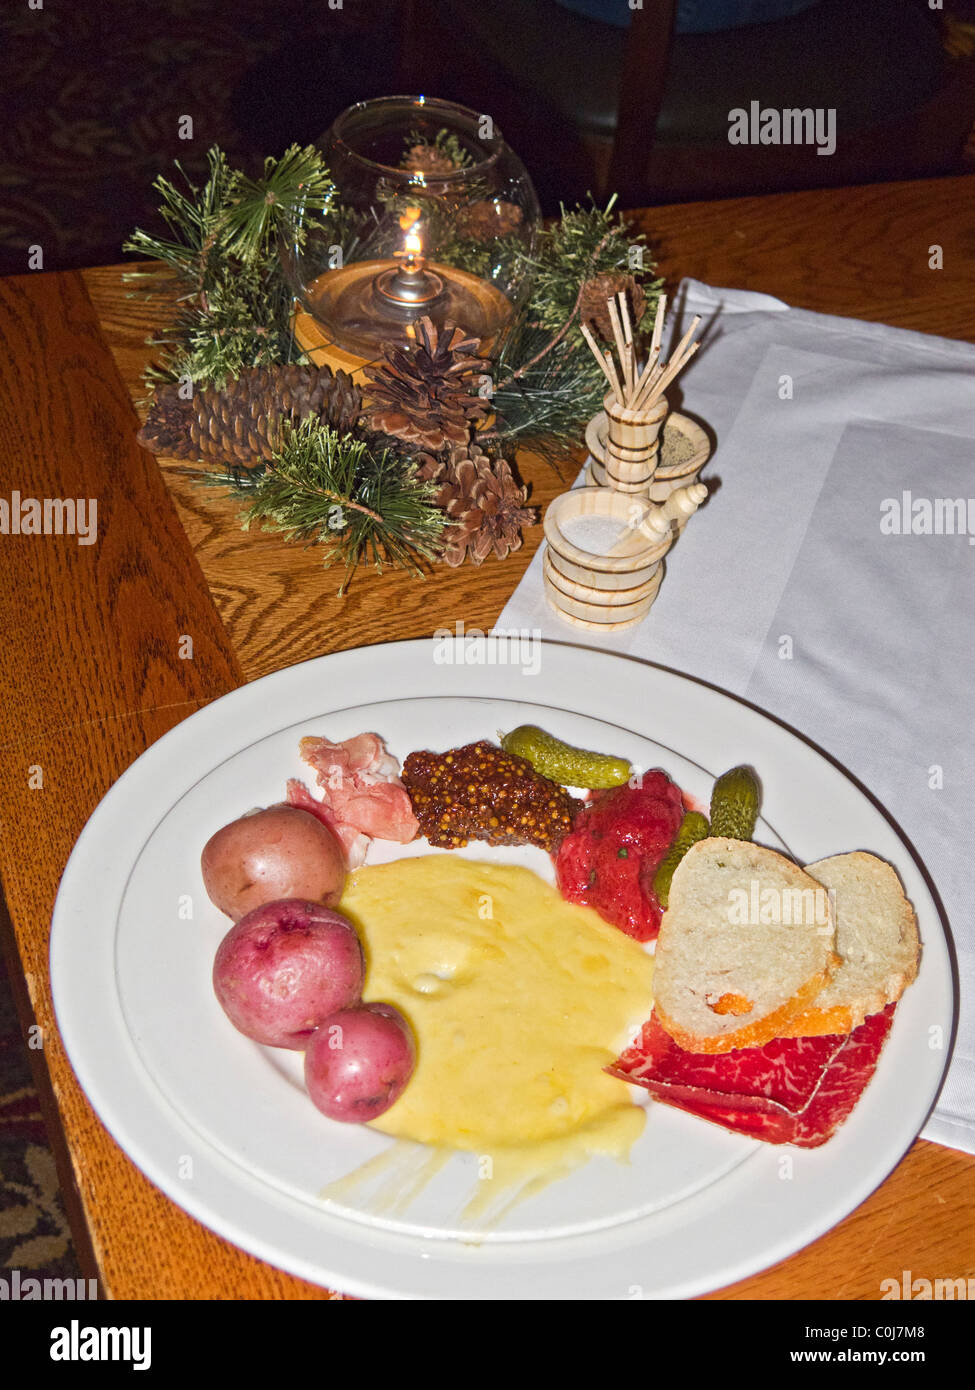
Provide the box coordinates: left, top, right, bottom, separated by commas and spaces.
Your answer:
561, 516, 628, 554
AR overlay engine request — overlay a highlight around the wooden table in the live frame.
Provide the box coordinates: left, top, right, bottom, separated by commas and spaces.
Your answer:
1, 175, 973, 1302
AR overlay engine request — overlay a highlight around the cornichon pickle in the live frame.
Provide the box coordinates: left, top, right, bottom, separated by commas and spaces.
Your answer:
709, 765, 761, 841
652, 810, 710, 908
498, 724, 632, 789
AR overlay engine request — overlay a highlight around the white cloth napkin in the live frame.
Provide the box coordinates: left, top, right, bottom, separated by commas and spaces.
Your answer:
498, 278, 975, 1154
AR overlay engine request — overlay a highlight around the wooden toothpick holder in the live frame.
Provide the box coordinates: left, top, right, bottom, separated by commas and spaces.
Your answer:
601, 392, 670, 494
547, 295, 710, 629
580, 293, 705, 502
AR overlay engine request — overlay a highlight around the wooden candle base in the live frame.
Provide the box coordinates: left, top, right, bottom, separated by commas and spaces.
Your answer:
293, 308, 374, 383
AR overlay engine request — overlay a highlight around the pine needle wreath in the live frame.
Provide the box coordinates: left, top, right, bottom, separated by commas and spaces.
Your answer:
125, 146, 664, 583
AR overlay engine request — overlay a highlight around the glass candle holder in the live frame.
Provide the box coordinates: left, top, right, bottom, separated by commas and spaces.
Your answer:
281, 96, 541, 360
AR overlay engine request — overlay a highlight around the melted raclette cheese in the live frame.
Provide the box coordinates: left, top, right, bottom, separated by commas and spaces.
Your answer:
337, 856, 654, 1206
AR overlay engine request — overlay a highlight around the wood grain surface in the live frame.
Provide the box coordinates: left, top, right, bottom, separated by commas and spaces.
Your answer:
0, 175, 972, 1301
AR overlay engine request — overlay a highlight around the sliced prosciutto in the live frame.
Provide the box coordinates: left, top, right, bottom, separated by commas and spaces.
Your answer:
286, 733, 419, 869
608, 1005, 896, 1148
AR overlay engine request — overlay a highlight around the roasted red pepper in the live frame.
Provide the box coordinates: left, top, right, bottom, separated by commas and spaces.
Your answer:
554, 770, 685, 941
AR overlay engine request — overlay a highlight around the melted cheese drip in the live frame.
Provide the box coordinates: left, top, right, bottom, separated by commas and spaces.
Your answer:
334, 856, 654, 1219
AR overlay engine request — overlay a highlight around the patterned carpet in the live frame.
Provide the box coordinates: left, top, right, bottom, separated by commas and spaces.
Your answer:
0, 0, 399, 277
0, 948, 81, 1280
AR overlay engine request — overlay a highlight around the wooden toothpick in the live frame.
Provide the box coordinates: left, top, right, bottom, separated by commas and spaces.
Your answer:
580, 321, 619, 397
629, 293, 667, 405
632, 312, 702, 413
579, 291, 699, 415
644, 339, 700, 406
618, 292, 636, 404
606, 296, 631, 402
650, 293, 667, 358
603, 348, 624, 405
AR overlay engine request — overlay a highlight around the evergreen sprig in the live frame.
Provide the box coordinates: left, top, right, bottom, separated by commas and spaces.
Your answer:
193, 419, 447, 593
487, 196, 663, 460
486, 330, 603, 467
403, 125, 476, 170
523, 194, 663, 337
123, 145, 338, 391
220, 145, 337, 262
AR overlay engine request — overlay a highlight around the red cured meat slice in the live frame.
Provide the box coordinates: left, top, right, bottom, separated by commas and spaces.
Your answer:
613, 1014, 849, 1109
608, 1005, 896, 1147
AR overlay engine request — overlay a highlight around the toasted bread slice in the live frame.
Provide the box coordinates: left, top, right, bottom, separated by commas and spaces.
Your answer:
778, 852, 920, 1037
653, 838, 838, 1053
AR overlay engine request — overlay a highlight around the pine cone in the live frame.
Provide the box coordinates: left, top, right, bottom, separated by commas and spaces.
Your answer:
579, 272, 647, 343
361, 317, 492, 453
137, 365, 363, 466
424, 444, 536, 567
403, 143, 456, 176
413, 440, 492, 486
455, 199, 523, 241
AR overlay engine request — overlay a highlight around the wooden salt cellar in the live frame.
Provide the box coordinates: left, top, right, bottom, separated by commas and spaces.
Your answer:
543, 483, 706, 631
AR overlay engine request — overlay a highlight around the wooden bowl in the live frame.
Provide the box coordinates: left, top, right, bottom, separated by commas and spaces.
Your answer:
543, 559, 665, 630
544, 552, 664, 617
542, 486, 674, 630
546, 545, 663, 597
544, 486, 671, 572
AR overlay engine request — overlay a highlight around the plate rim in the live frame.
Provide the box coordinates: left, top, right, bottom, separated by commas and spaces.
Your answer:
49, 637, 956, 1300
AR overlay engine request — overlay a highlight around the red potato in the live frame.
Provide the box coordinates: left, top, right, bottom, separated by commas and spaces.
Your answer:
201, 804, 345, 921
212, 899, 364, 1049
305, 1003, 416, 1122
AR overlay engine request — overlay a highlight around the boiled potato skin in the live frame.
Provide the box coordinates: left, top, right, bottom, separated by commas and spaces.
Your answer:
304, 1003, 416, 1121
212, 898, 364, 1049
201, 804, 345, 920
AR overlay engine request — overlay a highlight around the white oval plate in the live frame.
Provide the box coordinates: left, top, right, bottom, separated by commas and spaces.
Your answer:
50, 640, 953, 1300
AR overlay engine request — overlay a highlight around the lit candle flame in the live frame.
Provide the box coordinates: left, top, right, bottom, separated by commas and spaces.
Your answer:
399, 207, 424, 262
